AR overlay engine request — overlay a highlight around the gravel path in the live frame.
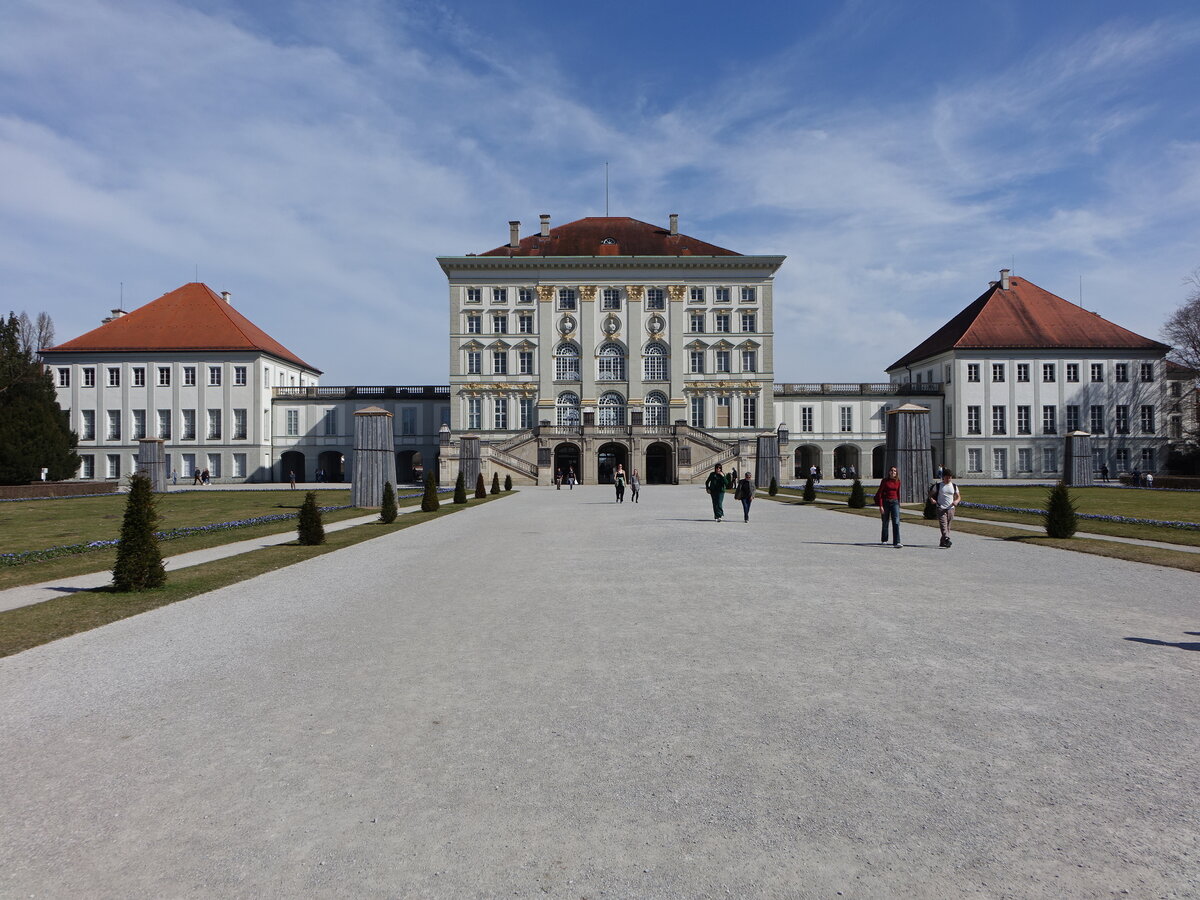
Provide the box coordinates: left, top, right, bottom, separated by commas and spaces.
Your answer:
1, 485, 1196, 899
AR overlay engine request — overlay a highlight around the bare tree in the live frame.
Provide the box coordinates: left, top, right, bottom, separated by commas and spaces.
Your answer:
1163, 270, 1200, 445
15, 311, 55, 358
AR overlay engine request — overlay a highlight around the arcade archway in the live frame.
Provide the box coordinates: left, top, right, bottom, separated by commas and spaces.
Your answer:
280, 451, 305, 483
645, 442, 673, 484
554, 442, 580, 482
596, 442, 628, 484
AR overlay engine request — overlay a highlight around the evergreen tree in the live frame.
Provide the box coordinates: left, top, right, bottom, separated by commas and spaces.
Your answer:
111, 472, 165, 591
380, 481, 397, 523
802, 476, 816, 503
475, 472, 487, 499
504, 474, 513, 492
848, 478, 866, 508
0, 312, 80, 484
421, 471, 440, 511
768, 476, 778, 496
454, 471, 468, 504
297, 491, 325, 545
1044, 482, 1078, 538
490, 472, 501, 495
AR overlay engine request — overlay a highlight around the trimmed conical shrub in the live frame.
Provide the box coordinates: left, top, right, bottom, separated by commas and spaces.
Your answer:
421, 471, 440, 512
802, 477, 816, 503
768, 476, 778, 496
454, 471, 467, 504
490, 472, 500, 495
475, 472, 487, 499
848, 478, 866, 508
1044, 482, 1078, 538
380, 481, 397, 523
298, 491, 325, 545
111, 472, 165, 591
504, 474, 513, 492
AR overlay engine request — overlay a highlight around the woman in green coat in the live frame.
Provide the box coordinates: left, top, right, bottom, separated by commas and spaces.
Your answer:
705, 463, 730, 521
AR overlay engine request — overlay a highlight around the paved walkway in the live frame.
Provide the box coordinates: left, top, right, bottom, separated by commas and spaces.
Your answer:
1, 486, 1196, 898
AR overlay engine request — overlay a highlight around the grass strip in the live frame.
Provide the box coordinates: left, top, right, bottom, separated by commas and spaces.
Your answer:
0, 495, 506, 658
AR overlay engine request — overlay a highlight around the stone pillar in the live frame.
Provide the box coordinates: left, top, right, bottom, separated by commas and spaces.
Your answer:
352, 406, 394, 508
755, 434, 779, 488
1064, 431, 1094, 486
136, 438, 167, 492
460, 436, 481, 490
885, 403, 933, 503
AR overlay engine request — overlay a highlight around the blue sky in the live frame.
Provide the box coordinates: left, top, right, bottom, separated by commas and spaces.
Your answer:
3, 0, 1199, 383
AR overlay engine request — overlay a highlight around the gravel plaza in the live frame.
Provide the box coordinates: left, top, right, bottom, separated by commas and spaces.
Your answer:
1, 485, 1196, 899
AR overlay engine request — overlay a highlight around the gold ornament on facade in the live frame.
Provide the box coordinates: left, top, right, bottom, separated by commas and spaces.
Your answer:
625, 285, 645, 303
667, 285, 687, 304
536, 285, 556, 304
578, 285, 597, 303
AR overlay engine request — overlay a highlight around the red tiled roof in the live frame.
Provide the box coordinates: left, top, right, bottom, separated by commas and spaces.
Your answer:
889, 276, 1169, 371
478, 217, 740, 257
43, 283, 320, 372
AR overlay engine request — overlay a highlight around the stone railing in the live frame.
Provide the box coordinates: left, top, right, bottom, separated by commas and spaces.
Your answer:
273, 386, 450, 399
773, 383, 943, 395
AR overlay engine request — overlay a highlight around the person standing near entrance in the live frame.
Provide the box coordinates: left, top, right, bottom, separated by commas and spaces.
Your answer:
734, 471, 754, 522
614, 464, 627, 502
930, 469, 961, 548
873, 465, 902, 548
289, 470, 296, 490
555, 468, 562, 490
629, 469, 641, 503
705, 463, 730, 521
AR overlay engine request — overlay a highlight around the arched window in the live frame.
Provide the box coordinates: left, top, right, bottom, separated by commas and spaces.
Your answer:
643, 343, 667, 381
597, 343, 626, 381
644, 391, 668, 426
598, 391, 626, 426
555, 343, 580, 381
556, 392, 580, 427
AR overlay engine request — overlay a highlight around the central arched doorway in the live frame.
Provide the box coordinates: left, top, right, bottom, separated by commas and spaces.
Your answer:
280, 450, 305, 483
396, 450, 423, 483
554, 442, 580, 482
645, 442, 673, 484
317, 450, 345, 482
596, 442, 628, 484
795, 445, 820, 479
833, 444, 861, 478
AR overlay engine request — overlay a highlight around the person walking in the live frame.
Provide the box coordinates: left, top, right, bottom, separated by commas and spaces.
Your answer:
567, 467, 576, 489
555, 468, 562, 490
1100, 463, 1109, 482
929, 469, 961, 548
614, 464, 626, 502
289, 470, 296, 490
629, 469, 641, 503
873, 465, 902, 548
705, 463, 730, 521
734, 471, 755, 522
171, 469, 178, 486
193, 468, 202, 485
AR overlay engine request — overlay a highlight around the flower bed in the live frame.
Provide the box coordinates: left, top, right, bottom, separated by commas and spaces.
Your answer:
958, 502, 1200, 531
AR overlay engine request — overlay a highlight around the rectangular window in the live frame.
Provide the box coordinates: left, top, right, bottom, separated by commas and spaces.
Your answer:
1114, 363, 1128, 383
492, 350, 507, 375
801, 407, 813, 432
992, 363, 1005, 383
944, 364, 952, 384
715, 350, 730, 373
466, 314, 481, 334
1142, 448, 1156, 471
689, 350, 704, 374
518, 351, 533, 375
207, 409, 221, 440
466, 351, 481, 375
518, 288, 534, 304
208, 366, 221, 386
466, 287, 481, 304
1066, 363, 1079, 383
492, 314, 507, 334
157, 409, 171, 439
742, 350, 757, 373
840, 406, 853, 432
741, 312, 756, 332
993, 448, 1008, 476
494, 399, 508, 429
1115, 448, 1129, 471
690, 313, 705, 332
742, 396, 757, 428
690, 396, 705, 428
967, 405, 981, 434
689, 287, 704, 303
284, 409, 298, 437
557, 288, 576, 310
740, 287, 756, 303
1017, 405, 1031, 434
1140, 362, 1154, 383
1170, 415, 1183, 438
132, 367, 145, 387
602, 288, 621, 310
1042, 363, 1056, 383
1018, 448, 1032, 472
716, 396, 731, 427
1090, 363, 1104, 383
1043, 447, 1058, 472
206, 453, 221, 479
714, 313, 730, 333
1016, 363, 1029, 382
80, 455, 94, 479
234, 366, 247, 386
158, 366, 171, 386
106, 409, 121, 440
132, 409, 146, 440
323, 409, 337, 436
518, 314, 534, 334
183, 366, 196, 386
233, 408, 247, 440
1042, 405, 1056, 435
968, 448, 982, 473
1114, 405, 1129, 434
519, 397, 534, 429
1170, 381, 1182, 398
467, 397, 481, 430
106, 454, 120, 479
715, 287, 731, 303
1090, 405, 1104, 434
107, 367, 120, 387
492, 287, 507, 304
57, 368, 70, 387
179, 453, 195, 477
1140, 405, 1155, 434
83, 367, 96, 387
1066, 405, 1080, 432
232, 453, 246, 478
80, 409, 95, 440
399, 408, 417, 436
645, 288, 665, 310
967, 363, 980, 382
992, 405, 1006, 435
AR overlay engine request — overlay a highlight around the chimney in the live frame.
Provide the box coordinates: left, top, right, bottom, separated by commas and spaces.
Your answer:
669, 213, 679, 235
540, 214, 551, 237
221, 291, 232, 305
999, 268, 1010, 290
101, 308, 128, 324
508, 220, 521, 249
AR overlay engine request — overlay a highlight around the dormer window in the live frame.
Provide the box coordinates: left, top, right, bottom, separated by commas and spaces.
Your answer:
601, 237, 617, 244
